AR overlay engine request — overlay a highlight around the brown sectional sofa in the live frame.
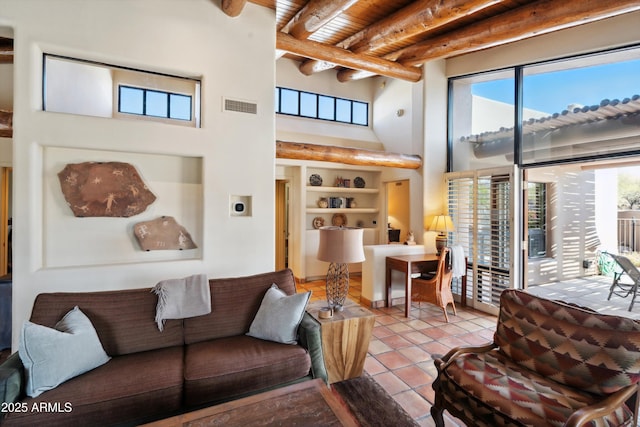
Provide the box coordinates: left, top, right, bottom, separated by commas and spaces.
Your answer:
0, 269, 326, 426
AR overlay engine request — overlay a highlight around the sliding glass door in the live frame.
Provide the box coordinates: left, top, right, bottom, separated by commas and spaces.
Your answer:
446, 167, 519, 315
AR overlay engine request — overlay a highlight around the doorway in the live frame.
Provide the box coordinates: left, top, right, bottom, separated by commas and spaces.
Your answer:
275, 180, 289, 270
386, 180, 410, 244
0, 167, 10, 277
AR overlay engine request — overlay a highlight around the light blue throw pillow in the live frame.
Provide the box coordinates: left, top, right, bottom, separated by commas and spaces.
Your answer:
19, 306, 111, 397
247, 284, 311, 345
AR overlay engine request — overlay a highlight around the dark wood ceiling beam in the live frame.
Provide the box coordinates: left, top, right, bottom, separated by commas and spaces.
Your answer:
277, 32, 422, 82
283, 0, 361, 40
221, 0, 248, 17
395, 0, 640, 66
300, 0, 506, 76
276, 140, 422, 169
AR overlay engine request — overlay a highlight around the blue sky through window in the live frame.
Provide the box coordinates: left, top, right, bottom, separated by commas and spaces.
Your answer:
472, 58, 640, 115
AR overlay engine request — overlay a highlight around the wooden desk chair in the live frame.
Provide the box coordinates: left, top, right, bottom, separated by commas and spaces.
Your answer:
607, 252, 640, 311
411, 247, 456, 322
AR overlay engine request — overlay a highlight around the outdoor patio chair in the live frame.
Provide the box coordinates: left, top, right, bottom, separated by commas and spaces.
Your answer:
607, 252, 640, 311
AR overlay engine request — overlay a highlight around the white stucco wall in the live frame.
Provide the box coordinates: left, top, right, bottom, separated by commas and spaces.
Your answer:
1, 0, 276, 349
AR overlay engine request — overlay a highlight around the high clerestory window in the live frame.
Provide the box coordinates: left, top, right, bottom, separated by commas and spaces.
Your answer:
43, 54, 201, 127
275, 87, 368, 126
118, 86, 192, 121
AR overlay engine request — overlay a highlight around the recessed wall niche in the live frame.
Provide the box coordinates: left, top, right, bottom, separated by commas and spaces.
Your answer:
43, 147, 203, 268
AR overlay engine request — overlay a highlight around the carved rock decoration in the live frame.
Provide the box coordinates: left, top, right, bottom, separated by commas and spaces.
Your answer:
133, 216, 197, 251
57, 161, 156, 217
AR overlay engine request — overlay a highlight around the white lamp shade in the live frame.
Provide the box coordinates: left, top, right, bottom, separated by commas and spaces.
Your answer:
430, 215, 455, 233
317, 226, 365, 264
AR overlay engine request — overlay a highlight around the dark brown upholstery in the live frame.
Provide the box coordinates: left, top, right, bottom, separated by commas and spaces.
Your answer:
183, 269, 297, 344
431, 289, 640, 427
3, 346, 184, 427
29, 288, 183, 356
1, 269, 321, 427
184, 335, 311, 405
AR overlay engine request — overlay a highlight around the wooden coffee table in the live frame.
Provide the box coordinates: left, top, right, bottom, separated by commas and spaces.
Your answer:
141, 379, 358, 426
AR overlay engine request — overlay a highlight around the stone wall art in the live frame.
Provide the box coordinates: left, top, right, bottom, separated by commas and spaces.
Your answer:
57, 161, 156, 217
133, 216, 197, 251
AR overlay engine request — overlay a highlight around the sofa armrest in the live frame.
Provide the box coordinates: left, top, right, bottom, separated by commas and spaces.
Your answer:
298, 312, 328, 384
0, 352, 25, 405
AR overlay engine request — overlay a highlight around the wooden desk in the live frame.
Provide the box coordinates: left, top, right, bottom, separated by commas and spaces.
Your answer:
307, 300, 375, 384
386, 254, 438, 317
386, 254, 468, 317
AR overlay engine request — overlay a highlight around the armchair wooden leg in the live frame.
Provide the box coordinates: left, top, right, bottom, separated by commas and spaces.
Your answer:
431, 405, 445, 427
442, 308, 449, 323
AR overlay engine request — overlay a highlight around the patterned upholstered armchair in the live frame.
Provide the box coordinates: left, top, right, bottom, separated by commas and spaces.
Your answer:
431, 289, 640, 427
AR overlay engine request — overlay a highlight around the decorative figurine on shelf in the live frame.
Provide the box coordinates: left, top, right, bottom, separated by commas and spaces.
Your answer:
404, 231, 416, 245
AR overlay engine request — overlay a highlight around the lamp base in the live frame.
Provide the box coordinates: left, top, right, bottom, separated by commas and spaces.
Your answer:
326, 262, 350, 311
435, 235, 447, 254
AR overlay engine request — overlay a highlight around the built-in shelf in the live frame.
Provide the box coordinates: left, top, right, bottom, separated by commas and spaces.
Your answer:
306, 208, 378, 214
307, 186, 379, 194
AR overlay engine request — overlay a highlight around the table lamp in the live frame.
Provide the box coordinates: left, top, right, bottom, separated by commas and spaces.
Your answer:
430, 214, 454, 254
317, 226, 365, 311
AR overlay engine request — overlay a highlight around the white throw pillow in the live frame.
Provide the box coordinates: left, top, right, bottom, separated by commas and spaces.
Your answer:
19, 306, 111, 397
247, 284, 311, 345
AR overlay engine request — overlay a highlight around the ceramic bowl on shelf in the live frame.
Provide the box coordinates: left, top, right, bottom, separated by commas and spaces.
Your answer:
354, 176, 365, 188
332, 213, 347, 226
317, 197, 329, 208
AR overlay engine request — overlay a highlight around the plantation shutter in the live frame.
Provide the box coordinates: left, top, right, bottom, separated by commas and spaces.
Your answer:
446, 168, 516, 315
446, 174, 474, 302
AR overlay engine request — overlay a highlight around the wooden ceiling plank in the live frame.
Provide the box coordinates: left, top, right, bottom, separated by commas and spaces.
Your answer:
396, 0, 640, 65
276, 32, 422, 82
283, 0, 361, 40
222, 0, 249, 17
300, 0, 507, 76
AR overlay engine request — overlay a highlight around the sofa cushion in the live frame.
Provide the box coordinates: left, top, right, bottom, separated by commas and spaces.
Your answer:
2, 346, 184, 427
184, 269, 297, 345
247, 284, 310, 344
19, 306, 111, 397
494, 289, 640, 395
439, 348, 633, 427
29, 288, 183, 356
184, 335, 311, 406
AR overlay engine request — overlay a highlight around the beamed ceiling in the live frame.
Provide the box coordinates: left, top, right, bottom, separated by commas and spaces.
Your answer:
223, 0, 640, 82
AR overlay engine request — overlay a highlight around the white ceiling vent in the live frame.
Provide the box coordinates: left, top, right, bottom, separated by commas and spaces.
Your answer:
223, 97, 257, 115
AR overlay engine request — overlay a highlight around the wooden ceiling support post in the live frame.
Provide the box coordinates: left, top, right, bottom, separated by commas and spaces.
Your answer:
276, 140, 422, 170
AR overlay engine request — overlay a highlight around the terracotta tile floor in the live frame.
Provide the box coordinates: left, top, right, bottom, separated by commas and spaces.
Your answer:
299, 274, 640, 426
298, 276, 496, 427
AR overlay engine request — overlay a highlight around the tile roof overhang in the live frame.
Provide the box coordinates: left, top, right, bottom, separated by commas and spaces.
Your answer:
464, 95, 640, 159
